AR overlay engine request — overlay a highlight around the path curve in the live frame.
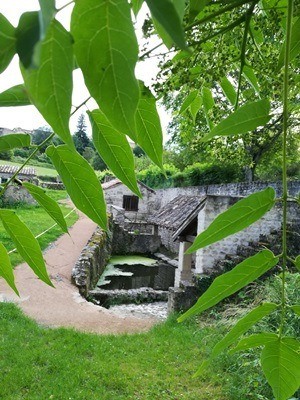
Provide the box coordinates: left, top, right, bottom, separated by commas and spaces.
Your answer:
0, 209, 158, 334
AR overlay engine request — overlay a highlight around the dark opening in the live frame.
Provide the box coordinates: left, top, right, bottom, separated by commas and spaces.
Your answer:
123, 195, 139, 211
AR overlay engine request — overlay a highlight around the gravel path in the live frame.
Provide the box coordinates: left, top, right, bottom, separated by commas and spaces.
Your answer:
0, 209, 160, 335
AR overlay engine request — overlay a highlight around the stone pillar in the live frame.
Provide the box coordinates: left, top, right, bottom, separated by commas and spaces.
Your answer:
174, 241, 192, 287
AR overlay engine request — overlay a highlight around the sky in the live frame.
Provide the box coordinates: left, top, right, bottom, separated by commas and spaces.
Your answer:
0, 1, 171, 138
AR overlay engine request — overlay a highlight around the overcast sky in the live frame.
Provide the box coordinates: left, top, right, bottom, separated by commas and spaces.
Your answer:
0, 1, 170, 138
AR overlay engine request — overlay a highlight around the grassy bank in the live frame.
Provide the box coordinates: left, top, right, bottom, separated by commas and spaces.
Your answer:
0, 190, 77, 266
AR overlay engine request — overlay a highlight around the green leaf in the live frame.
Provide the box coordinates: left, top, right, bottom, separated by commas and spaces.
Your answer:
0, 134, 31, 152
220, 76, 237, 106
202, 99, 272, 142
0, 243, 19, 295
131, 0, 144, 16
21, 20, 74, 148
71, 0, 139, 140
278, 17, 300, 69
145, 0, 187, 50
16, 12, 40, 69
178, 250, 278, 322
243, 65, 260, 94
0, 84, 31, 107
194, 303, 277, 377
211, 303, 278, 357
261, 339, 300, 400
46, 145, 107, 230
291, 305, 300, 316
189, 94, 202, 125
153, 0, 186, 49
179, 90, 198, 115
0, 14, 16, 74
202, 87, 214, 113
187, 187, 276, 252
38, 0, 56, 38
189, 0, 207, 21
23, 182, 68, 234
135, 83, 164, 169
230, 333, 278, 353
88, 109, 141, 197
0, 210, 53, 286
295, 255, 300, 272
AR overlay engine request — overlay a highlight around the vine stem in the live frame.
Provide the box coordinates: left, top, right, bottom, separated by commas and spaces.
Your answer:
279, 0, 293, 338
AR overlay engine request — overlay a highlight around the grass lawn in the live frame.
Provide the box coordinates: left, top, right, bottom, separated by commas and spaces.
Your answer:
0, 304, 230, 400
0, 189, 78, 266
0, 159, 58, 178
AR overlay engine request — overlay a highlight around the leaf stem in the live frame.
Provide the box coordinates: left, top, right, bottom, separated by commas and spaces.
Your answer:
56, 1, 74, 13
279, 0, 293, 339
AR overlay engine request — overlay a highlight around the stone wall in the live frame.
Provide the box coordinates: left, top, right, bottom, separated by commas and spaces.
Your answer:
155, 181, 300, 208
112, 223, 161, 255
2, 185, 37, 205
72, 227, 112, 296
40, 182, 65, 190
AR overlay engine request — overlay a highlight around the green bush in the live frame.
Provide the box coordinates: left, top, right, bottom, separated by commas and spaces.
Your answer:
137, 164, 179, 188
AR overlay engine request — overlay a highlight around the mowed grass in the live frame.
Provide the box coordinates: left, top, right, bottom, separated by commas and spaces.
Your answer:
0, 304, 228, 400
0, 190, 78, 266
0, 159, 58, 177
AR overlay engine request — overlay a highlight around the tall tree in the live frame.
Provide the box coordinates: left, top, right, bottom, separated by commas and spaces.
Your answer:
73, 114, 91, 155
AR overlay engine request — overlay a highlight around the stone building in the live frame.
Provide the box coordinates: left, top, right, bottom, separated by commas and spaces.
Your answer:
0, 165, 37, 184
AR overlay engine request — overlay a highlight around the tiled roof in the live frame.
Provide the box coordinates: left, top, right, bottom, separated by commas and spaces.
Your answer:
150, 195, 206, 231
102, 178, 155, 193
0, 165, 36, 176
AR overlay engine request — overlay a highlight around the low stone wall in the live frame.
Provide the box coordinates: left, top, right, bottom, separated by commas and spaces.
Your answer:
40, 182, 65, 190
112, 223, 161, 255
3, 185, 37, 205
72, 227, 112, 296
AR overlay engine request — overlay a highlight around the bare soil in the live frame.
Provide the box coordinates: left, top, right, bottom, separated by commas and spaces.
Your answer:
0, 209, 158, 335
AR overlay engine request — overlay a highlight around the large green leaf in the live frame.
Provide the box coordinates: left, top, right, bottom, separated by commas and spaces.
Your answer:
0, 134, 31, 152
0, 85, 31, 107
202, 87, 214, 113
291, 305, 300, 316
202, 99, 272, 142
46, 145, 107, 230
89, 109, 141, 197
278, 17, 300, 69
243, 65, 260, 94
38, 0, 56, 38
187, 187, 276, 253
23, 182, 68, 234
0, 243, 19, 295
0, 210, 52, 286
71, 0, 139, 140
179, 90, 198, 115
211, 303, 277, 357
145, 0, 187, 49
178, 250, 278, 322
135, 83, 163, 169
21, 20, 74, 148
194, 303, 277, 376
261, 339, 300, 400
189, 0, 207, 21
220, 76, 237, 106
231, 332, 278, 352
0, 14, 16, 74
153, 0, 186, 49
16, 12, 40, 69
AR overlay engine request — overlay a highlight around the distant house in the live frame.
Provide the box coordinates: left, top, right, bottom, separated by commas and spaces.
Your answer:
0, 165, 37, 184
102, 178, 157, 221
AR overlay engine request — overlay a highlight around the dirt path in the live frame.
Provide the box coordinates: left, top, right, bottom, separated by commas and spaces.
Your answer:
0, 209, 157, 335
